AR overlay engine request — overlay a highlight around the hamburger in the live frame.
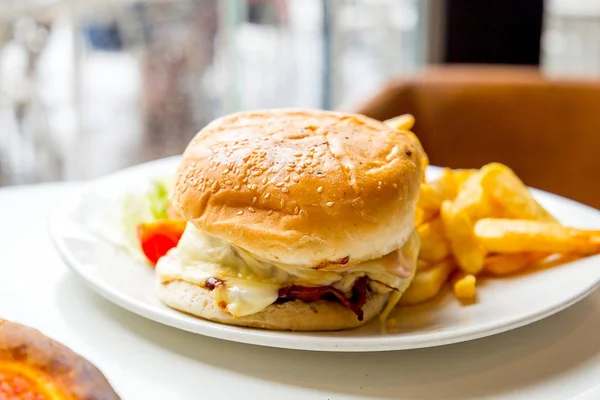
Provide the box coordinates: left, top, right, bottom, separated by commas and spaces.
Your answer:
156, 109, 425, 331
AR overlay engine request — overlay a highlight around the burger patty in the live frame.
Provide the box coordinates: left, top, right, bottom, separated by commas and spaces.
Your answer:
204, 276, 370, 321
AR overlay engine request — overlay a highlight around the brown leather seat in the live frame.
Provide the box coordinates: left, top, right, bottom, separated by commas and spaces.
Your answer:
353, 66, 600, 209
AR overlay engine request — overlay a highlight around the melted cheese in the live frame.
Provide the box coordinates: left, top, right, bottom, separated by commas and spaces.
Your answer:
157, 223, 418, 318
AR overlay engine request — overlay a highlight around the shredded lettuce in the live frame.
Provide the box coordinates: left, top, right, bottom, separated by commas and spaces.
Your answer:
85, 176, 174, 263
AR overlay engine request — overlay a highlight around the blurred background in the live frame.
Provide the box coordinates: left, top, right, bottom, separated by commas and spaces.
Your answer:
0, 0, 598, 188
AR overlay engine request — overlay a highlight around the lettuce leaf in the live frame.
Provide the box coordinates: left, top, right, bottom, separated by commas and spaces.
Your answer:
148, 179, 170, 220
120, 178, 171, 252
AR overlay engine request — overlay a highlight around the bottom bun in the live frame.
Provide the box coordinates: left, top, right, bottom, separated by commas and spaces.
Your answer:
158, 280, 390, 331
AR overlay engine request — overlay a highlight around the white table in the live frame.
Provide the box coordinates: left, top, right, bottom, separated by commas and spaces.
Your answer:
1, 183, 599, 400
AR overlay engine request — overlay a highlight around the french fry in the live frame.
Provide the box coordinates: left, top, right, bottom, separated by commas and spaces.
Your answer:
474, 218, 600, 254
414, 206, 437, 227
414, 207, 425, 227
418, 183, 443, 212
453, 169, 478, 188
534, 253, 581, 269
429, 168, 459, 201
452, 170, 494, 221
484, 252, 547, 276
417, 259, 431, 271
410, 157, 598, 309
384, 114, 415, 131
428, 168, 478, 202
453, 274, 477, 300
478, 163, 557, 222
399, 259, 455, 306
418, 218, 451, 263
440, 201, 487, 274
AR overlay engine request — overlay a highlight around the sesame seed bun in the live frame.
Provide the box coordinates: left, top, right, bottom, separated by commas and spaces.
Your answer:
157, 280, 390, 331
172, 109, 424, 267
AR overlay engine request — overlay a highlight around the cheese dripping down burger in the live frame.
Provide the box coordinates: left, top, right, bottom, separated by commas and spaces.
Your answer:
156, 109, 426, 331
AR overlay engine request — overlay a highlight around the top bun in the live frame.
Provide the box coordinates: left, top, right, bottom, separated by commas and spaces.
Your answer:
173, 109, 424, 267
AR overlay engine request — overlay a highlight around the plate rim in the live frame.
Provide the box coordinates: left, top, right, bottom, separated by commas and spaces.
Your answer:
48, 156, 600, 352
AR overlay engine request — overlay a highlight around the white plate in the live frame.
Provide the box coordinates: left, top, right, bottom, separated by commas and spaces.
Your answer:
50, 156, 600, 352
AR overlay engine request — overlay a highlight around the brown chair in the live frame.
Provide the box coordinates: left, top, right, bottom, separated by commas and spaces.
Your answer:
352, 66, 600, 209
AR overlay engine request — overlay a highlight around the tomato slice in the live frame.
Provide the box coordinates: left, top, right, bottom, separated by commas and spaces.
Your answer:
137, 219, 187, 265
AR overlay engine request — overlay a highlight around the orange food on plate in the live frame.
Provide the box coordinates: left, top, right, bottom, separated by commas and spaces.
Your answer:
0, 320, 119, 400
137, 219, 187, 265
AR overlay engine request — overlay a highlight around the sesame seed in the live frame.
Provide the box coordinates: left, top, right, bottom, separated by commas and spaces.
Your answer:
317, 186, 323, 193
251, 184, 258, 190
293, 206, 299, 214
264, 193, 271, 199
262, 177, 268, 184
248, 207, 256, 213
234, 185, 240, 190
280, 199, 285, 207
295, 153, 302, 157
392, 183, 398, 188
284, 176, 290, 182
237, 210, 244, 215
225, 180, 232, 186
281, 187, 289, 193
326, 202, 334, 207
252, 197, 258, 204
276, 182, 284, 187
292, 176, 300, 183
267, 210, 274, 216
223, 169, 230, 174
211, 182, 218, 190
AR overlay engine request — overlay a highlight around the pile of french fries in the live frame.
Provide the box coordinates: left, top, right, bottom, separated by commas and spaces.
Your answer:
385, 115, 600, 306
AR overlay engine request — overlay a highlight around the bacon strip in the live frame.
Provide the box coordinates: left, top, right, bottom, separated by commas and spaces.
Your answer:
278, 276, 369, 321
203, 276, 371, 321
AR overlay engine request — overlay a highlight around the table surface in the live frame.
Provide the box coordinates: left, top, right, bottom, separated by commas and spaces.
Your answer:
2, 183, 600, 400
